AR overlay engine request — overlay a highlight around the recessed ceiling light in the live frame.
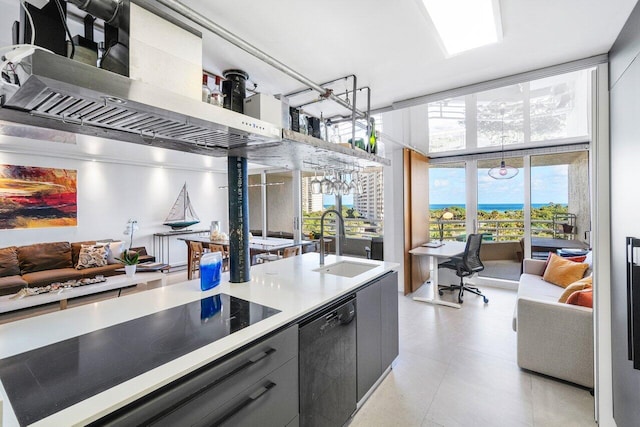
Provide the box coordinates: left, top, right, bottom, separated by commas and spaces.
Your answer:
422, 0, 503, 56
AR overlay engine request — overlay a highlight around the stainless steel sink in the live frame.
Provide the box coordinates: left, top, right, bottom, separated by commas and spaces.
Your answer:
313, 261, 378, 278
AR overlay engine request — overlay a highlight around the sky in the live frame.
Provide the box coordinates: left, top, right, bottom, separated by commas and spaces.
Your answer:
323, 194, 353, 207
429, 165, 569, 205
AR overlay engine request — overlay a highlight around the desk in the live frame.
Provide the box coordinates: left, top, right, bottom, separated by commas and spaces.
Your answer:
531, 237, 589, 253
180, 237, 314, 279
409, 241, 467, 309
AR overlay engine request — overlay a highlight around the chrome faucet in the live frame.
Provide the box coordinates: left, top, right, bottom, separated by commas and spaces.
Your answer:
319, 209, 345, 265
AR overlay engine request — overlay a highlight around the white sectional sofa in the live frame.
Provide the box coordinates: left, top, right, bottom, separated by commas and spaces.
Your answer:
513, 258, 594, 388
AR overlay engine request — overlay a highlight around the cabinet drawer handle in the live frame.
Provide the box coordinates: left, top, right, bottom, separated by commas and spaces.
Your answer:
208, 347, 276, 389
146, 347, 277, 423
209, 381, 277, 426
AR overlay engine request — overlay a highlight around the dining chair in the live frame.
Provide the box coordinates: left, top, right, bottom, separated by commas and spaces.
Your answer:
283, 246, 301, 258
188, 241, 205, 279
209, 244, 229, 271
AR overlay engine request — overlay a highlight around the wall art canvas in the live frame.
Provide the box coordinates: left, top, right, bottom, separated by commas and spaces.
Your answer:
0, 164, 77, 229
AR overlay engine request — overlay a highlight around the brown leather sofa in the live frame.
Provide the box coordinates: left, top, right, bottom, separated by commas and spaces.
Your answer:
0, 241, 131, 296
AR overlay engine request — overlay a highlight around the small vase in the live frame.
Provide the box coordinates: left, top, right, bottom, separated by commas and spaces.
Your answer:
125, 264, 136, 278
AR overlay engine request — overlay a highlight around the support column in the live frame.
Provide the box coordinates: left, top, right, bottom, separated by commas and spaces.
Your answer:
261, 170, 268, 240
293, 169, 302, 243
228, 156, 250, 283
335, 192, 343, 255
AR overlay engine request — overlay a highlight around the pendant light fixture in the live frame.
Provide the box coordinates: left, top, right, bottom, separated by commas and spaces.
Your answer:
488, 107, 519, 180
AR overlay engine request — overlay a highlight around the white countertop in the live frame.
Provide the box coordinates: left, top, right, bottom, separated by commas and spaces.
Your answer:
0, 253, 398, 427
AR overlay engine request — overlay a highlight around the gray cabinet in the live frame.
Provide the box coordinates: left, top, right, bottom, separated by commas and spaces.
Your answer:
357, 280, 382, 401
97, 325, 299, 427
356, 271, 399, 401
381, 272, 400, 369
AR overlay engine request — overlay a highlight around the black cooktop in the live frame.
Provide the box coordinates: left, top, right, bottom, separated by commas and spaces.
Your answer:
0, 293, 280, 426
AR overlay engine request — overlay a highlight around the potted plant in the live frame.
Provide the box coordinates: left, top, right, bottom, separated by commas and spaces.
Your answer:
116, 250, 139, 277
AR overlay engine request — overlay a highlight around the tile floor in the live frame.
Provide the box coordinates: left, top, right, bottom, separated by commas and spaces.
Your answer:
350, 282, 596, 427
0, 271, 596, 427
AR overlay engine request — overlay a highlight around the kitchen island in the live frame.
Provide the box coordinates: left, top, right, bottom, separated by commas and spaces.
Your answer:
0, 253, 398, 426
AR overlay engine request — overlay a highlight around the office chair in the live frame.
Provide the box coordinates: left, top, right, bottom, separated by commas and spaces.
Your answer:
438, 233, 489, 304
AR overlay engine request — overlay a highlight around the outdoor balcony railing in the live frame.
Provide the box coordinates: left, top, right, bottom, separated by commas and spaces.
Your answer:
302, 217, 383, 238
302, 217, 565, 241
429, 219, 563, 242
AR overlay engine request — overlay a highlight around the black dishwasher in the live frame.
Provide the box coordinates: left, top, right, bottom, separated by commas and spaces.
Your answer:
299, 297, 357, 427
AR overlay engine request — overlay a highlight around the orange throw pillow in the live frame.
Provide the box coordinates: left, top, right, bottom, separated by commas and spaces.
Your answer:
566, 288, 593, 308
543, 252, 587, 273
558, 276, 593, 303
542, 253, 589, 288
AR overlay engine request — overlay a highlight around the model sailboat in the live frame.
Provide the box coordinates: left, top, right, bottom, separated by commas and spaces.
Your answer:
164, 183, 200, 230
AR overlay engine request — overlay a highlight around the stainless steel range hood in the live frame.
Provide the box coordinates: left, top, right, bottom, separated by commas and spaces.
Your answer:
0, 50, 281, 157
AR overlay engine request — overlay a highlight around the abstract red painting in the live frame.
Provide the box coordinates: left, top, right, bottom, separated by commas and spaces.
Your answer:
0, 165, 77, 229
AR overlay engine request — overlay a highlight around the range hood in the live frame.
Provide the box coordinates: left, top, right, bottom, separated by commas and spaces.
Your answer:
0, 50, 282, 157
0, 50, 390, 169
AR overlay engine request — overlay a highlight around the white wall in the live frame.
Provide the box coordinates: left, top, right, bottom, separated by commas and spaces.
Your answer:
0, 132, 229, 266
382, 109, 408, 292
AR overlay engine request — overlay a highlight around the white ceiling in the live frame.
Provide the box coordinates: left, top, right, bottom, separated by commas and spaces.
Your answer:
180, 0, 637, 118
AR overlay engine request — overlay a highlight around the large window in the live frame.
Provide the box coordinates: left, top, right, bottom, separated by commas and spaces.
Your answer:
530, 71, 589, 142
477, 158, 524, 241
428, 97, 466, 153
477, 89, 524, 148
301, 167, 384, 239
428, 162, 466, 240
529, 152, 590, 246
427, 69, 591, 154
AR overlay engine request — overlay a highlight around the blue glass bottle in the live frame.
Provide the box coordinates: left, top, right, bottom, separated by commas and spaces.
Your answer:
200, 252, 222, 291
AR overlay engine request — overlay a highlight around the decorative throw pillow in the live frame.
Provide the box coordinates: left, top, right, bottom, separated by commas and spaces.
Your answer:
566, 288, 593, 308
558, 276, 593, 303
542, 253, 589, 288
76, 244, 108, 270
105, 241, 125, 264
543, 252, 587, 274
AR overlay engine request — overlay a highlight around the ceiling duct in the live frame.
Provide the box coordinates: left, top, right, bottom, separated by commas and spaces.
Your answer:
67, 0, 123, 25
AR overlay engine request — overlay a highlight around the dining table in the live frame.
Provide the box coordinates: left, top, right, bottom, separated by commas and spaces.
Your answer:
180, 236, 314, 279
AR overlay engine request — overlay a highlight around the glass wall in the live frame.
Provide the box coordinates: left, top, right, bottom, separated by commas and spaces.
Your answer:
477, 158, 524, 242
428, 162, 466, 241
529, 151, 590, 256
529, 71, 590, 142
428, 97, 466, 153
426, 69, 590, 155
301, 167, 384, 239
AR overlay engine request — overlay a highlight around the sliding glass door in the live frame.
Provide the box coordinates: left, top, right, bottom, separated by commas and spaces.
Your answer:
429, 150, 589, 280
428, 162, 466, 242
477, 158, 524, 242
529, 152, 590, 258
